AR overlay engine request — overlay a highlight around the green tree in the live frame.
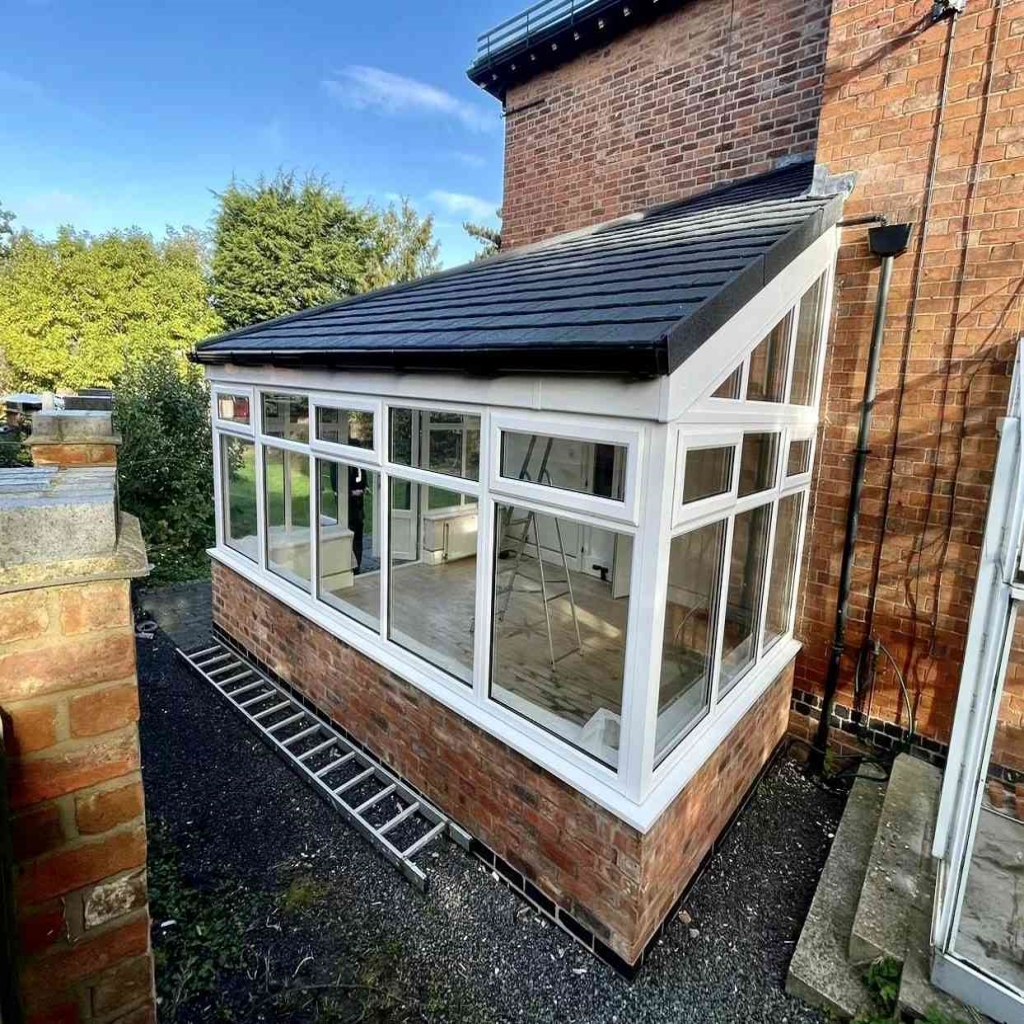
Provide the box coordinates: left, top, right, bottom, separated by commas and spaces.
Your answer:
210, 172, 440, 331
463, 216, 502, 260
364, 197, 441, 290
114, 353, 215, 582
0, 226, 219, 392
0, 200, 14, 258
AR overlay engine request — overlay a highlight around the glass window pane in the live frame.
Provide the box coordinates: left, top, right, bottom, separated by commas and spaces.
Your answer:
317, 459, 381, 632
763, 493, 804, 653
262, 392, 309, 443
265, 447, 311, 588
389, 408, 480, 482
790, 276, 826, 406
315, 406, 374, 450
216, 393, 250, 425
490, 503, 630, 768
683, 446, 734, 505
657, 520, 726, 764
720, 503, 772, 698
738, 432, 780, 497
746, 313, 792, 403
500, 432, 626, 501
787, 438, 812, 477
388, 480, 477, 684
712, 366, 742, 400
221, 435, 257, 561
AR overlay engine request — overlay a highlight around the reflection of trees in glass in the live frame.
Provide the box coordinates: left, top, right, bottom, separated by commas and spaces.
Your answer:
390, 409, 413, 464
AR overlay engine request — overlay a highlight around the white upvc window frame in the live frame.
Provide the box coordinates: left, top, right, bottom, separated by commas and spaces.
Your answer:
489, 410, 643, 527
310, 392, 381, 466
212, 384, 255, 434
672, 428, 741, 529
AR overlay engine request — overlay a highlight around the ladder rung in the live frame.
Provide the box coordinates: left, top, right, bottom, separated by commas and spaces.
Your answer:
268, 711, 306, 734
334, 766, 375, 796
253, 700, 291, 721
196, 652, 233, 670
231, 680, 267, 700
315, 751, 355, 778
379, 801, 420, 835
188, 644, 221, 659
401, 821, 446, 860
208, 660, 243, 677
354, 783, 396, 816
299, 738, 337, 762
218, 669, 253, 689
239, 688, 274, 708
283, 723, 323, 748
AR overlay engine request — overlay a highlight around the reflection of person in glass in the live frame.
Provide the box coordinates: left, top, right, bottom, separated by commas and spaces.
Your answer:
348, 465, 366, 571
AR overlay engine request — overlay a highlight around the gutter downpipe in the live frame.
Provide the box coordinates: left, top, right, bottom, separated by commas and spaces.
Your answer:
811, 222, 913, 772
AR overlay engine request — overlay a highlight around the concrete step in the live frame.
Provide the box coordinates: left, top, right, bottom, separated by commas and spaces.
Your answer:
898, 901, 986, 1023
787, 774, 887, 1020
849, 753, 943, 967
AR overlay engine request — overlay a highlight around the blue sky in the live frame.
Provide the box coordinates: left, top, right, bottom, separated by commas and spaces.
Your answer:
2, 0, 513, 266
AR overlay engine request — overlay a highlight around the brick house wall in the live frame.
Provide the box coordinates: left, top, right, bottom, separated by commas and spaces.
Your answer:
500, 0, 832, 248
793, 0, 1024, 752
211, 560, 793, 966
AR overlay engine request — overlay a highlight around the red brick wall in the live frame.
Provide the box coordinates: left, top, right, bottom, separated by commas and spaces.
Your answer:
795, 0, 1024, 748
0, 580, 155, 1024
212, 560, 793, 964
500, 0, 832, 248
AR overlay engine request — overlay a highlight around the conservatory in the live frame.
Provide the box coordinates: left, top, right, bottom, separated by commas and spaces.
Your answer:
193, 162, 843, 966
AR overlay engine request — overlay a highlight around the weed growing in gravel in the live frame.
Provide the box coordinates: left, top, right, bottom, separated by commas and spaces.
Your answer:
148, 819, 263, 1017
281, 875, 332, 914
851, 958, 971, 1024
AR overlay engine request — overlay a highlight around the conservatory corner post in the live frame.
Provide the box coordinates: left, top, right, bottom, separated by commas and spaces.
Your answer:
622, 422, 675, 803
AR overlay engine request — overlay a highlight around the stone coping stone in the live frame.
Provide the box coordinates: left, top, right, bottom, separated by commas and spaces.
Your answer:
849, 753, 942, 966
1, 511, 150, 592
1, 467, 118, 566
787, 773, 886, 1020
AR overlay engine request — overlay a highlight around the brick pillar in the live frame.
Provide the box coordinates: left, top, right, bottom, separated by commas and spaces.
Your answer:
0, 416, 154, 1024
26, 411, 120, 469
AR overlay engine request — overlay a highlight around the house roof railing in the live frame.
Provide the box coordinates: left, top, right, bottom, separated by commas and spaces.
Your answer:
473, 0, 603, 66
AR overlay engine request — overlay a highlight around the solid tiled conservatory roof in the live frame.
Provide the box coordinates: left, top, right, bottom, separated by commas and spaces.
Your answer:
192, 161, 844, 378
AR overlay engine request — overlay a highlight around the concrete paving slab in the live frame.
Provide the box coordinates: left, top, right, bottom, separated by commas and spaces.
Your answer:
850, 753, 942, 966
787, 775, 887, 1020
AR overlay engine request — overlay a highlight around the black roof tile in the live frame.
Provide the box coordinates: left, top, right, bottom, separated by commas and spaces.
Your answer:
192, 161, 843, 379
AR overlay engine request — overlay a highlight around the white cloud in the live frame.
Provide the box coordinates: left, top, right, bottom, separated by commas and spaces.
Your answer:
0, 69, 99, 125
323, 66, 495, 133
428, 190, 499, 222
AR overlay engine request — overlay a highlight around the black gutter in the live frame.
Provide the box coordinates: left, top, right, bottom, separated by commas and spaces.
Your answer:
810, 222, 913, 771
189, 342, 670, 378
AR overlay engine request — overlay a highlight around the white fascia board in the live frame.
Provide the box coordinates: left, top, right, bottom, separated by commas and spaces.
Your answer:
204, 364, 665, 423
665, 227, 839, 421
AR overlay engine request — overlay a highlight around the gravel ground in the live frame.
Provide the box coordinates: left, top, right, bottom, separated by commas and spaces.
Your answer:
137, 624, 846, 1024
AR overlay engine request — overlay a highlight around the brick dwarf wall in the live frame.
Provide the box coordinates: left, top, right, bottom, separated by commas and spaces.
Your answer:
212, 560, 793, 966
0, 579, 154, 1024
499, 0, 832, 248
793, 0, 1024, 751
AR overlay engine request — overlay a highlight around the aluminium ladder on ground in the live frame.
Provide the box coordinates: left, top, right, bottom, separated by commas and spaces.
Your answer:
177, 640, 457, 890
496, 434, 582, 669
